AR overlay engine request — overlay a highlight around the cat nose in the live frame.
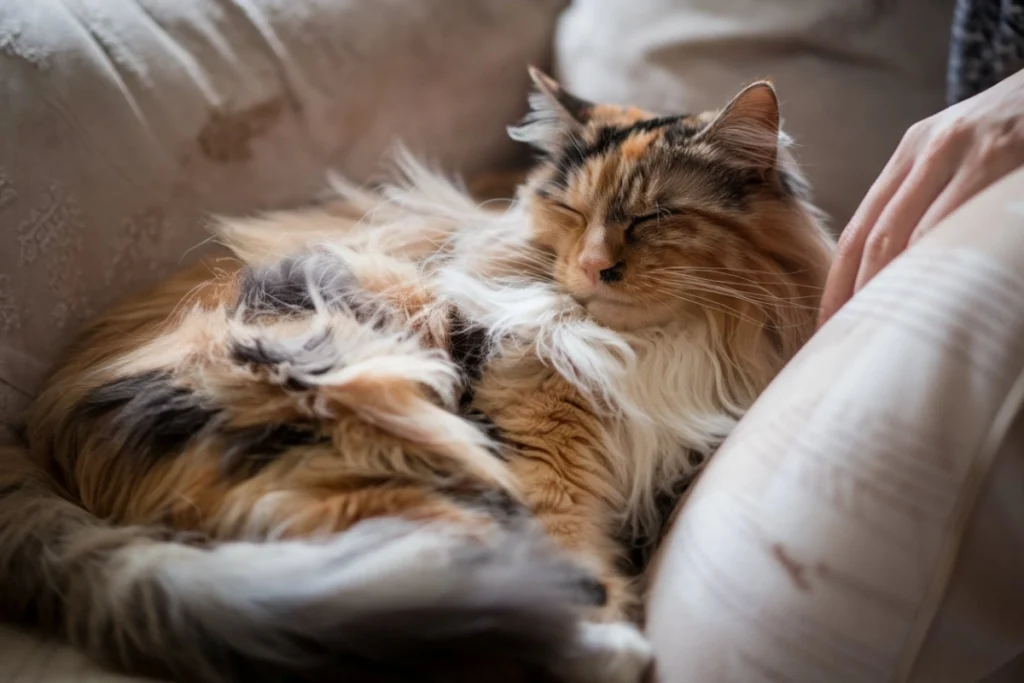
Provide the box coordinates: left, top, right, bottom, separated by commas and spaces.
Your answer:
599, 262, 624, 283
579, 252, 615, 285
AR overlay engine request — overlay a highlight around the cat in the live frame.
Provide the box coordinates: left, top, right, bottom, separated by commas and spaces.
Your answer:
0, 68, 834, 683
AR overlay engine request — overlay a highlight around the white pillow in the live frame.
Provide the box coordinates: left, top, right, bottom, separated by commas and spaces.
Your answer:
555, 0, 954, 230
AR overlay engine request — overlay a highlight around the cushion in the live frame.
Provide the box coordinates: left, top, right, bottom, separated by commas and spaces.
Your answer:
554, 0, 954, 231
0, 0, 565, 441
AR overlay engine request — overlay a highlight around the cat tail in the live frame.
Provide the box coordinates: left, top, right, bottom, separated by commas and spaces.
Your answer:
0, 445, 599, 683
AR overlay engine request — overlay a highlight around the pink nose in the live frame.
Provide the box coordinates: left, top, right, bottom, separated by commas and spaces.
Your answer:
579, 253, 615, 285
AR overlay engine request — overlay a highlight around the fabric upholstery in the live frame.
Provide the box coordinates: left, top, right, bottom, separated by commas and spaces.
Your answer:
0, 0, 565, 442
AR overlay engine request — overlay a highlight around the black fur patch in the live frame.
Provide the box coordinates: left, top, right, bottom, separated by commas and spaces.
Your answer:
623, 466, 703, 574
460, 409, 509, 461
237, 251, 387, 326
220, 422, 328, 477
435, 481, 529, 528
546, 120, 760, 212
83, 372, 217, 459
445, 311, 508, 461
551, 116, 685, 187
238, 254, 332, 315
449, 324, 489, 382
449, 320, 489, 404
588, 116, 688, 160
663, 120, 706, 147
231, 328, 341, 390
667, 153, 761, 209
231, 339, 290, 367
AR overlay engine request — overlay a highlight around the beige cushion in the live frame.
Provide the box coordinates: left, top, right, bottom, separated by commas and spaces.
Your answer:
0, 0, 564, 441
647, 167, 1024, 682
554, 0, 953, 230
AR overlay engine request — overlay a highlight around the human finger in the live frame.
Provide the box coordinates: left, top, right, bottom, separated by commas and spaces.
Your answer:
912, 140, 1024, 242
851, 153, 957, 292
817, 149, 912, 327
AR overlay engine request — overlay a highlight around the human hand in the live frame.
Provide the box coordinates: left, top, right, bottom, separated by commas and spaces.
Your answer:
818, 69, 1024, 328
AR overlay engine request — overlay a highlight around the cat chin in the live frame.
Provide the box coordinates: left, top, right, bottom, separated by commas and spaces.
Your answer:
584, 297, 676, 331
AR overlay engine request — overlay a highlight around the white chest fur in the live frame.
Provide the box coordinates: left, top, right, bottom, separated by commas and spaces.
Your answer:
441, 267, 748, 536
604, 323, 743, 533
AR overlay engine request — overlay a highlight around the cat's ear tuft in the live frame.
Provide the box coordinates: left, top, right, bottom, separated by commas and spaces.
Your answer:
527, 67, 594, 124
700, 81, 781, 170
508, 67, 594, 153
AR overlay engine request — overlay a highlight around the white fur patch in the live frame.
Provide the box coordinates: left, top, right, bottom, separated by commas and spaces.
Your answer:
562, 621, 654, 683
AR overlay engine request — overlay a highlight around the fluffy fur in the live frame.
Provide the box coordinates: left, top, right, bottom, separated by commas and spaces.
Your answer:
0, 447, 597, 683
0, 69, 834, 683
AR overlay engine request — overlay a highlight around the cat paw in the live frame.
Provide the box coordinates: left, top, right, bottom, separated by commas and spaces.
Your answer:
560, 621, 654, 683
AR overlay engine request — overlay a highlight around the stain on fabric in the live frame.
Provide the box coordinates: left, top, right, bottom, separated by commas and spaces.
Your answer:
771, 542, 810, 591
197, 98, 286, 163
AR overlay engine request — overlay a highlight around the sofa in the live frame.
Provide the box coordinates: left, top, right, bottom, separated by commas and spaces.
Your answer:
2, 0, 1022, 681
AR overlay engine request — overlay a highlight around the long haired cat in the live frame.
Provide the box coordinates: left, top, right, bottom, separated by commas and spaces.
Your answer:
0, 69, 833, 683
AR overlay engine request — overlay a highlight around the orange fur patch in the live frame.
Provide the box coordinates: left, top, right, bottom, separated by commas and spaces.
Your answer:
620, 130, 658, 161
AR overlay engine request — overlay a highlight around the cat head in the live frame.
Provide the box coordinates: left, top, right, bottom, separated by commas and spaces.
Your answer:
511, 68, 833, 359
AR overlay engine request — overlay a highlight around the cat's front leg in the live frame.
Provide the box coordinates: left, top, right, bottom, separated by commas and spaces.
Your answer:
483, 381, 653, 682
503, 458, 653, 683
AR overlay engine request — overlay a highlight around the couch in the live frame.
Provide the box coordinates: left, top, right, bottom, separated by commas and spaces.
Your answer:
2, 1, 1021, 681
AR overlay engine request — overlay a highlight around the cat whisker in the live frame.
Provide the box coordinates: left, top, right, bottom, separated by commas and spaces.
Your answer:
642, 289, 771, 328
640, 273, 780, 300
636, 275, 821, 313
639, 281, 819, 326
657, 272, 824, 294
653, 265, 825, 290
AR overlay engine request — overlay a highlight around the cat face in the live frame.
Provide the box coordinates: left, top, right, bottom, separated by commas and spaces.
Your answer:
513, 69, 832, 336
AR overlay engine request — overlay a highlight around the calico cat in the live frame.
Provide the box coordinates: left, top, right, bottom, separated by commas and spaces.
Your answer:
0, 69, 833, 683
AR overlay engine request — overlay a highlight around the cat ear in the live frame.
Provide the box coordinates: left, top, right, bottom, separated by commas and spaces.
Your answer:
527, 67, 594, 124
508, 67, 595, 153
700, 81, 782, 170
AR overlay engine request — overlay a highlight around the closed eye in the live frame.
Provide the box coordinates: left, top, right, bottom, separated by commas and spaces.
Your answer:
552, 201, 586, 226
626, 207, 679, 242
552, 201, 585, 220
